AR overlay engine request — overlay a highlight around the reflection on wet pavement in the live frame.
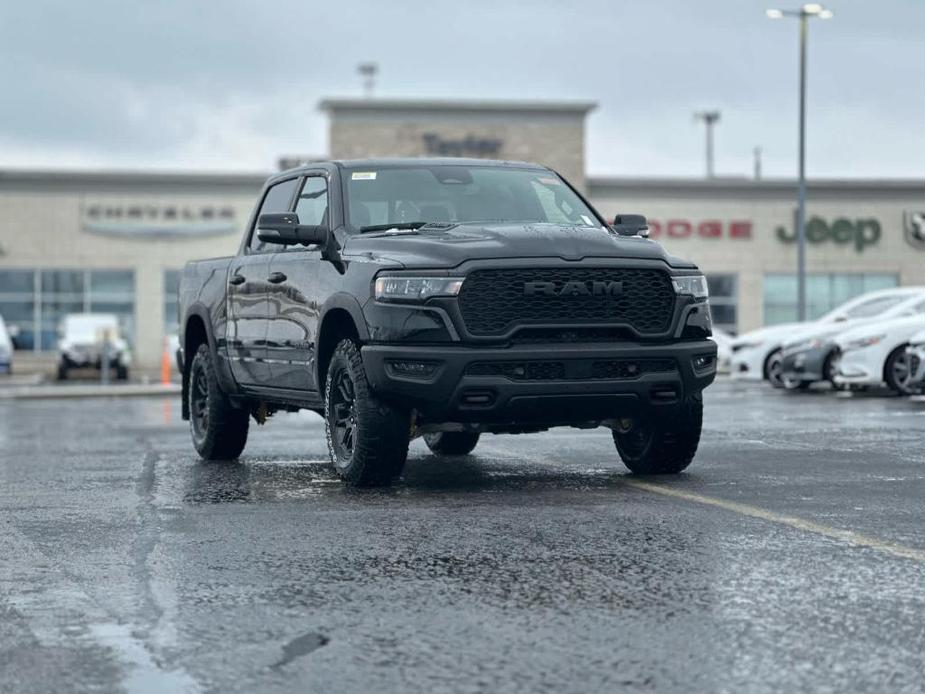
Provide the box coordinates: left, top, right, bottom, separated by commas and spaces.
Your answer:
2, 379, 925, 693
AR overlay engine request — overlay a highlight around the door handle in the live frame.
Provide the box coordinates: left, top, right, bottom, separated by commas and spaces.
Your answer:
229, 274, 246, 286
267, 272, 287, 284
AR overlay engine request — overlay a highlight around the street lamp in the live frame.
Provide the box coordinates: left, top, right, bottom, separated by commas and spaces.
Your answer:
767, 3, 833, 321
694, 110, 721, 178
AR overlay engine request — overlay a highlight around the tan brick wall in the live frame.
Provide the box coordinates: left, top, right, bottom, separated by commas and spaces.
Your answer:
0, 188, 258, 367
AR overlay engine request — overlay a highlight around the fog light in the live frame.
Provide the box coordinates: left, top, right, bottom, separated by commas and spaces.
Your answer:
692, 354, 715, 371
386, 360, 438, 379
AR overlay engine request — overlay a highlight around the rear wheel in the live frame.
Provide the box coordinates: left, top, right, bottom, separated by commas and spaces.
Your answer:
324, 339, 410, 487
189, 344, 248, 459
57, 364, 68, 381
613, 394, 703, 475
424, 431, 480, 456
823, 349, 839, 386
884, 345, 915, 395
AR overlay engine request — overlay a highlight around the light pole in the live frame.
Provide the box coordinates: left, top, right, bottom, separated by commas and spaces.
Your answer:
766, 3, 833, 321
694, 110, 721, 178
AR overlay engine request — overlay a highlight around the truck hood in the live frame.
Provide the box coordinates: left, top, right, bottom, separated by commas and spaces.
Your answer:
342, 222, 695, 269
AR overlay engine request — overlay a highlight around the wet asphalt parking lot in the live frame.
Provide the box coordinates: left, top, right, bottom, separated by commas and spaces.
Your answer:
2, 378, 925, 693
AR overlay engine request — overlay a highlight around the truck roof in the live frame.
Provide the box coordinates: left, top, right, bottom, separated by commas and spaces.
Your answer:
272, 157, 550, 181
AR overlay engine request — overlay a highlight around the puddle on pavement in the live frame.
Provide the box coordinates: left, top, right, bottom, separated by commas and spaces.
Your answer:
271, 631, 329, 669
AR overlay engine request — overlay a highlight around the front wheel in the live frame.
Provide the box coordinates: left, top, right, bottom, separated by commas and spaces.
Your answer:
424, 431, 480, 456
765, 349, 785, 388
613, 394, 703, 475
188, 344, 249, 460
884, 345, 915, 395
324, 339, 410, 487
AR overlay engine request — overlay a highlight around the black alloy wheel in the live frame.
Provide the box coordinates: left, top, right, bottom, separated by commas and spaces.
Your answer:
329, 367, 358, 461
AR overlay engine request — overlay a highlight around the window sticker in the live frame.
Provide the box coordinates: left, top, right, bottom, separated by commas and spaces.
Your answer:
581, 215, 594, 226
537, 177, 561, 186
351, 171, 377, 181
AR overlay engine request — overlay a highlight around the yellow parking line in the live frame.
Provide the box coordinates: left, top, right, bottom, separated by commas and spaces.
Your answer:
623, 479, 925, 563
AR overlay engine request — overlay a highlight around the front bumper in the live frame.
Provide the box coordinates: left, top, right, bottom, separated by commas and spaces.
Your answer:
361, 340, 717, 424
61, 352, 125, 369
834, 348, 883, 387
781, 343, 833, 383
730, 344, 771, 381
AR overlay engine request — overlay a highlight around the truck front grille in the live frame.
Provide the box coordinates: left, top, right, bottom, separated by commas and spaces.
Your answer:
457, 268, 675, 336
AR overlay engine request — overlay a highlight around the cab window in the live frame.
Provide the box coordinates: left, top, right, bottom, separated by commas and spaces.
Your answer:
295, 177, 328, 227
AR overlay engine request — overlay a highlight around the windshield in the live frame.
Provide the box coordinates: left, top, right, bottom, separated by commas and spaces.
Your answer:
342, 165, 603, 231
64, 315, 119, 341
842, 295, 908, 319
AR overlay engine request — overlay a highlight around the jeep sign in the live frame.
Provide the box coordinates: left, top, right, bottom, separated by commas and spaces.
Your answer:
776, 216, 881, 252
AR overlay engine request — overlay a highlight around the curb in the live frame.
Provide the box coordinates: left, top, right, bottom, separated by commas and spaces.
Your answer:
0, 384, 181, 400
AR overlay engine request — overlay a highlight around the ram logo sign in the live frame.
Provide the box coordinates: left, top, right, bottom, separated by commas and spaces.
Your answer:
904, 212, 925, 250
524, 280, 623, 297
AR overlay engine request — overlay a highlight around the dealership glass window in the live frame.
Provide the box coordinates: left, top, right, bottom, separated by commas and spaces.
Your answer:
705, 274, 737, 334
164, 270, 181, 335
763, 273, 898, 325
0, 268, 135, 350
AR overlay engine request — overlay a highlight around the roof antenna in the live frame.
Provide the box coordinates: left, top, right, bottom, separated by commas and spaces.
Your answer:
357, 63, 378, 98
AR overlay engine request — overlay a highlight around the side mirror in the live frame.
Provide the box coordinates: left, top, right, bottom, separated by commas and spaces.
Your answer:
257, 213, 328, 246
612, 214, 649, 238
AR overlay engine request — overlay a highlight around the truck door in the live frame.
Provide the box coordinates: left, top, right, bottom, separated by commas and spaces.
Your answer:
228, 177, 300, 387
264, 174, 328, 391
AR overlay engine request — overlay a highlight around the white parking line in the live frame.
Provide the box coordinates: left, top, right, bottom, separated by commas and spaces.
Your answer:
624, 479, 925, 563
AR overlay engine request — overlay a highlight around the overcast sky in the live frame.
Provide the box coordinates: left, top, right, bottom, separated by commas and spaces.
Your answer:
1, 0, 922, 179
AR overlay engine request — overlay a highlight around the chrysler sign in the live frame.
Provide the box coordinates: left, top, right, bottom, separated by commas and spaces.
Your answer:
82, 201, 238, 239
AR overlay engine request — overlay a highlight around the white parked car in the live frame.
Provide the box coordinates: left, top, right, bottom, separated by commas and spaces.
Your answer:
710, 327, 733, 373
907, 327, 925, 392
58, 313, 132, 381
730, 287, 925, 387
0, 314, 13, 374
779, 290, 925, 390
834, 311, 925, 395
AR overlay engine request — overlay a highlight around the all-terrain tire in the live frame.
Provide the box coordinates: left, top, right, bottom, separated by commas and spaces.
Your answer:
324, 339, 409, 487
188, 343, 248, 460
613, 393, 703, 474
424, 431, 480, 456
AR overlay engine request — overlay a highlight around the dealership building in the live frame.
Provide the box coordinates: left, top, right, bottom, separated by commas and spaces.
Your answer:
2, 97, 924, 369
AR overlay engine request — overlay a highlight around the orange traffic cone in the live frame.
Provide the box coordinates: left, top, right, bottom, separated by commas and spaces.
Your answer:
161, 338, 172, 385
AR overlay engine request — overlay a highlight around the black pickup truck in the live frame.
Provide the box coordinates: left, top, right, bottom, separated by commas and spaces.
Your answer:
179, 158, 716, 486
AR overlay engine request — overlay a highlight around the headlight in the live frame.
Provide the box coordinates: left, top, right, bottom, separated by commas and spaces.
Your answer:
732, 340, 763, 351
842, 334, 885, 352
787, 338, 823, 352
671, 275, 709, 298
374, 275, 465, 303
